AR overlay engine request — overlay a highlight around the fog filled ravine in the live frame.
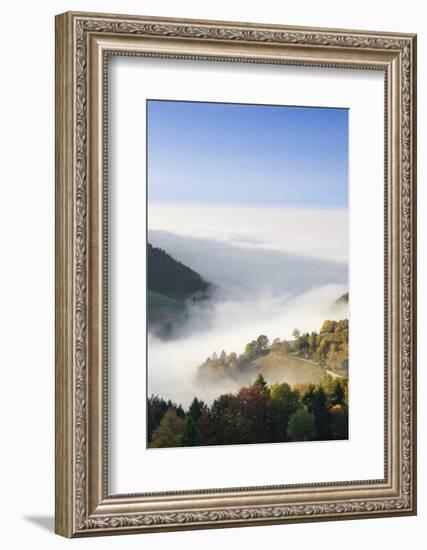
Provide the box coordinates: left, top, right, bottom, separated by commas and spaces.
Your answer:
147, 204, 348, 409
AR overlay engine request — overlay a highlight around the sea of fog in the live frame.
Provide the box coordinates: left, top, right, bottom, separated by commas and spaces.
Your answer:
147, 204, 348, 406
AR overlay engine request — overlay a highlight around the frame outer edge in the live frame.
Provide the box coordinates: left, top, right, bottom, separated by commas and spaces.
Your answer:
410, 34, 417, 515
61, 10, 416, 40
54, 10, 417, 537
55, 12, 75, 538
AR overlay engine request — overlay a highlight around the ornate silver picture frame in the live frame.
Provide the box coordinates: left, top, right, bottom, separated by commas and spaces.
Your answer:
55, 11, 417, 537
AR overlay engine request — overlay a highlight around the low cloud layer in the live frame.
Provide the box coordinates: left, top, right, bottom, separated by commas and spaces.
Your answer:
149, 203, 348, 263
147, 205, 348, 406
149, 229, 347, 301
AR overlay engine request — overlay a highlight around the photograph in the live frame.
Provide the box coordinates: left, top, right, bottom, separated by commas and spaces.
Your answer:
146, 99, 349, 448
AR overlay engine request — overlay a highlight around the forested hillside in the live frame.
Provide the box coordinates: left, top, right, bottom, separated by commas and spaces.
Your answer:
289, 319, 348, 375
148, 243, 210, 299
197, 318, 349, 388
147, 317, 349, 448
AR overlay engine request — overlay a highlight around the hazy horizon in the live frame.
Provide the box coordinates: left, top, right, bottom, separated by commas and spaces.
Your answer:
148, 203, 348, 264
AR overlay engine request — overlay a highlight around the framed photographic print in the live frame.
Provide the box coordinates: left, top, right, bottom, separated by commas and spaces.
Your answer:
55, 11, 417, 537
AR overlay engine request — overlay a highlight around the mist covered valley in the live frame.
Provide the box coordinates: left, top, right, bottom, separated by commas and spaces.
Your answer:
147, 204, 348, 407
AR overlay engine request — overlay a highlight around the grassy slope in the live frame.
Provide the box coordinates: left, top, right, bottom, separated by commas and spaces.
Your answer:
251, 351, 325, 386
147, 245, 211, 334
148, 289, 184, 309
147, 290, 185, 326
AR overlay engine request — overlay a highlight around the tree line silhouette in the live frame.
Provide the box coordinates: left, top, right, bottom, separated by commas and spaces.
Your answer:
148, 372, 348, 448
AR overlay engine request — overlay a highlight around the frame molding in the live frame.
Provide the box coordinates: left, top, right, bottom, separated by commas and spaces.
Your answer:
55, 11, 416, 537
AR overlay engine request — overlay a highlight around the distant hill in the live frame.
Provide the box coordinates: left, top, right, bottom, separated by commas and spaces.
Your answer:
147, 244, 211, 338
336, 292, 349, 305
148, 243, 210, 300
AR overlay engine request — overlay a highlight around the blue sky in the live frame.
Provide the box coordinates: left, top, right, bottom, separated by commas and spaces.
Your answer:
147, 100, 348, 209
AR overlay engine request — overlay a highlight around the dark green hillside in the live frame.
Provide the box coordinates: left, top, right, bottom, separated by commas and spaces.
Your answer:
147, 290, 185, 326
148, 243, 210, 301
147, 244, 211, 337
148, 289, 183, 309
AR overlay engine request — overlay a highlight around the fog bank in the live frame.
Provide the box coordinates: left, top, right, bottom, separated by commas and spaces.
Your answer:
149, 203, 348, 263
147, 205, 348, 406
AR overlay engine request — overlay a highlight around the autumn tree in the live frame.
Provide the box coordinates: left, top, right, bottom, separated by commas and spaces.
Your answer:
149, 409, 185, 448
245, 335, 270, 359
256, 335, 269, 352
321, 375, 347, 407
232, 385, 273, 444
308, 331, 319, 354
293, 383, 309, 396
320, 320, 337, 334
244, 340, 257, 358
295, 332, 310, 355
147, 395, 184, 442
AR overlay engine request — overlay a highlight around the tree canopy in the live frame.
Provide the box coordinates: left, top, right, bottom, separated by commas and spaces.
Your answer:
148, 373, 348, 448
